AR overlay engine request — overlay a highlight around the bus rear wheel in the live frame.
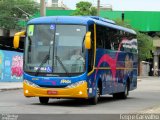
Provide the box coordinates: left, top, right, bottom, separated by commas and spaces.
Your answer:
113, 83, 129, 99
39, 97, 49, 104
121, 83, 129, 99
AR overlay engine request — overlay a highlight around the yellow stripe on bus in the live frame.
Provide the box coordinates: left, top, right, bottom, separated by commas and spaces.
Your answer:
94, 67, 138, 70
88, 24, 97, 76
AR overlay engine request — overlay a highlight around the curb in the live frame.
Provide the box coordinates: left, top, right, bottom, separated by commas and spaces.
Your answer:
0, 88, 22, 92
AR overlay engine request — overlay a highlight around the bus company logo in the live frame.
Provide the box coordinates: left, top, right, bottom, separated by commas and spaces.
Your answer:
32, 78, 39, 80
60, 79, 71, 84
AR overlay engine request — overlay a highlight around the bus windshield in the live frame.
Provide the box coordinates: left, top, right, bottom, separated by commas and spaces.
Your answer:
24, 24, 86, 75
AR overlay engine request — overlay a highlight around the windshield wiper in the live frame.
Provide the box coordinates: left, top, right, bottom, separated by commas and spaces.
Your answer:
55, 56, 70, 77
35, 54, 49, 76
35, 46, 51, 76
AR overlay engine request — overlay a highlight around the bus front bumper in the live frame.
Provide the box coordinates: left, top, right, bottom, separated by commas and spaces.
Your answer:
23, 81, 88, 99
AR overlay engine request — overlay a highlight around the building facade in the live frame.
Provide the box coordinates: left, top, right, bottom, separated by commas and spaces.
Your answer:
34, 0, 66, 8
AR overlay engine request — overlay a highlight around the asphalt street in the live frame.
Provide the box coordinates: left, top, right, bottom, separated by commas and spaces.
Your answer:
0, 77, 160, 114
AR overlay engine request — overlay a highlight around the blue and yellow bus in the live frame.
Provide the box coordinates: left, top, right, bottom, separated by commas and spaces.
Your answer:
14, 16, 137, 105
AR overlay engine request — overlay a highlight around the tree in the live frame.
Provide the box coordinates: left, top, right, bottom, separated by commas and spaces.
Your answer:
115, 20, 153, 61
0, 0, 39, 37
73, 1, 97, 16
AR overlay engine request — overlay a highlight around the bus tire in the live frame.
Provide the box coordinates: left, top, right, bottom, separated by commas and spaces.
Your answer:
113, 93, 120, 99
39, 97, 49, 104
113, 83, 129, 99
121, 82, 129, 99
89, 87, 100, 105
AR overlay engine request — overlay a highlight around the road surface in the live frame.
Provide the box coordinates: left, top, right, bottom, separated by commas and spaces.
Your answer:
0, 77, 160, 114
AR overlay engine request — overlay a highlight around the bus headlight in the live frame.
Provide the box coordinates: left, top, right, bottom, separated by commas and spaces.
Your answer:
24, 80, 40, 88
66, 81, 85, 88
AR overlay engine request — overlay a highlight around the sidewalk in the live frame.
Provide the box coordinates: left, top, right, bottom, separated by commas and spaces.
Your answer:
137, 76, 159, 81
0, 82, 23, 91
140, 105, 160, 113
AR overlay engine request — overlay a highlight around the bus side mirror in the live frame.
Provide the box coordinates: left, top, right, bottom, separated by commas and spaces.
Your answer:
84, 32, 91, 49
13, 31, 25, 49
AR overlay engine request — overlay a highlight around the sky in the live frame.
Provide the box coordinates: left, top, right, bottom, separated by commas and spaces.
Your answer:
62, 0, 160, 11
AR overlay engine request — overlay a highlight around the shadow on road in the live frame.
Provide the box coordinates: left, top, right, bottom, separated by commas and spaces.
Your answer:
32, 95, 135, 107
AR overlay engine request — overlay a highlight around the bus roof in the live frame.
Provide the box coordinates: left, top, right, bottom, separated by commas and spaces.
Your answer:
28, 16, 136, 35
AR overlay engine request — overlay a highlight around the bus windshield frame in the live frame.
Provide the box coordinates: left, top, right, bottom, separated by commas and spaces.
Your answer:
24, 24, 87, 76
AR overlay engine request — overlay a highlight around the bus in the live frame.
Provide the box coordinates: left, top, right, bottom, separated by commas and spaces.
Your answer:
13, 16, 137, 105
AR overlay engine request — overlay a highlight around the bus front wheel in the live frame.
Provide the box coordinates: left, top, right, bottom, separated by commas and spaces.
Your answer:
39, 97, 49, 104
89, 87, 100, 105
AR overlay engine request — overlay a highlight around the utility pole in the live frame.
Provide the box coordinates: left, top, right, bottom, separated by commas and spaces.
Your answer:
40, 0, 46, 16
97, 0, 100, 16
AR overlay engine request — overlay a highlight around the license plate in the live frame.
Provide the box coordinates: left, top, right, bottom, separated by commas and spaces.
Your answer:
47, 90, 58, 95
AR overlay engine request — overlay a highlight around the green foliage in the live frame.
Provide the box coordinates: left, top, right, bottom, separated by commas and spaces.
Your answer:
0, 0, 39, 30
73, 1, 97, 16
115, 19, 153, 61
137, 32, 153, 61
156, 32, 160, 37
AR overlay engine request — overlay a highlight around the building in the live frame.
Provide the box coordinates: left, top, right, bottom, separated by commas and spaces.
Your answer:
34, 0, 69, 9
153, 36, 160, 76
34, 0, 59, 7
100, 4, 112, 11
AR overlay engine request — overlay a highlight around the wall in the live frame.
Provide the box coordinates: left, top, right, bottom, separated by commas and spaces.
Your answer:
140, 61, 150, 76
100, 10, 122, 20
33, 10, 160, 32
34, 9, 74, 18
0, 50, 23, 82
0, 29, 21, 37
124, 11, 160, 32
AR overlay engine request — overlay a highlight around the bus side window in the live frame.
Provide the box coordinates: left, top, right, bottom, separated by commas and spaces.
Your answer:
88, 24, 94, 72
104, 28, 111, 49
108, 28, 119, 50
96, 25, 103, 48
